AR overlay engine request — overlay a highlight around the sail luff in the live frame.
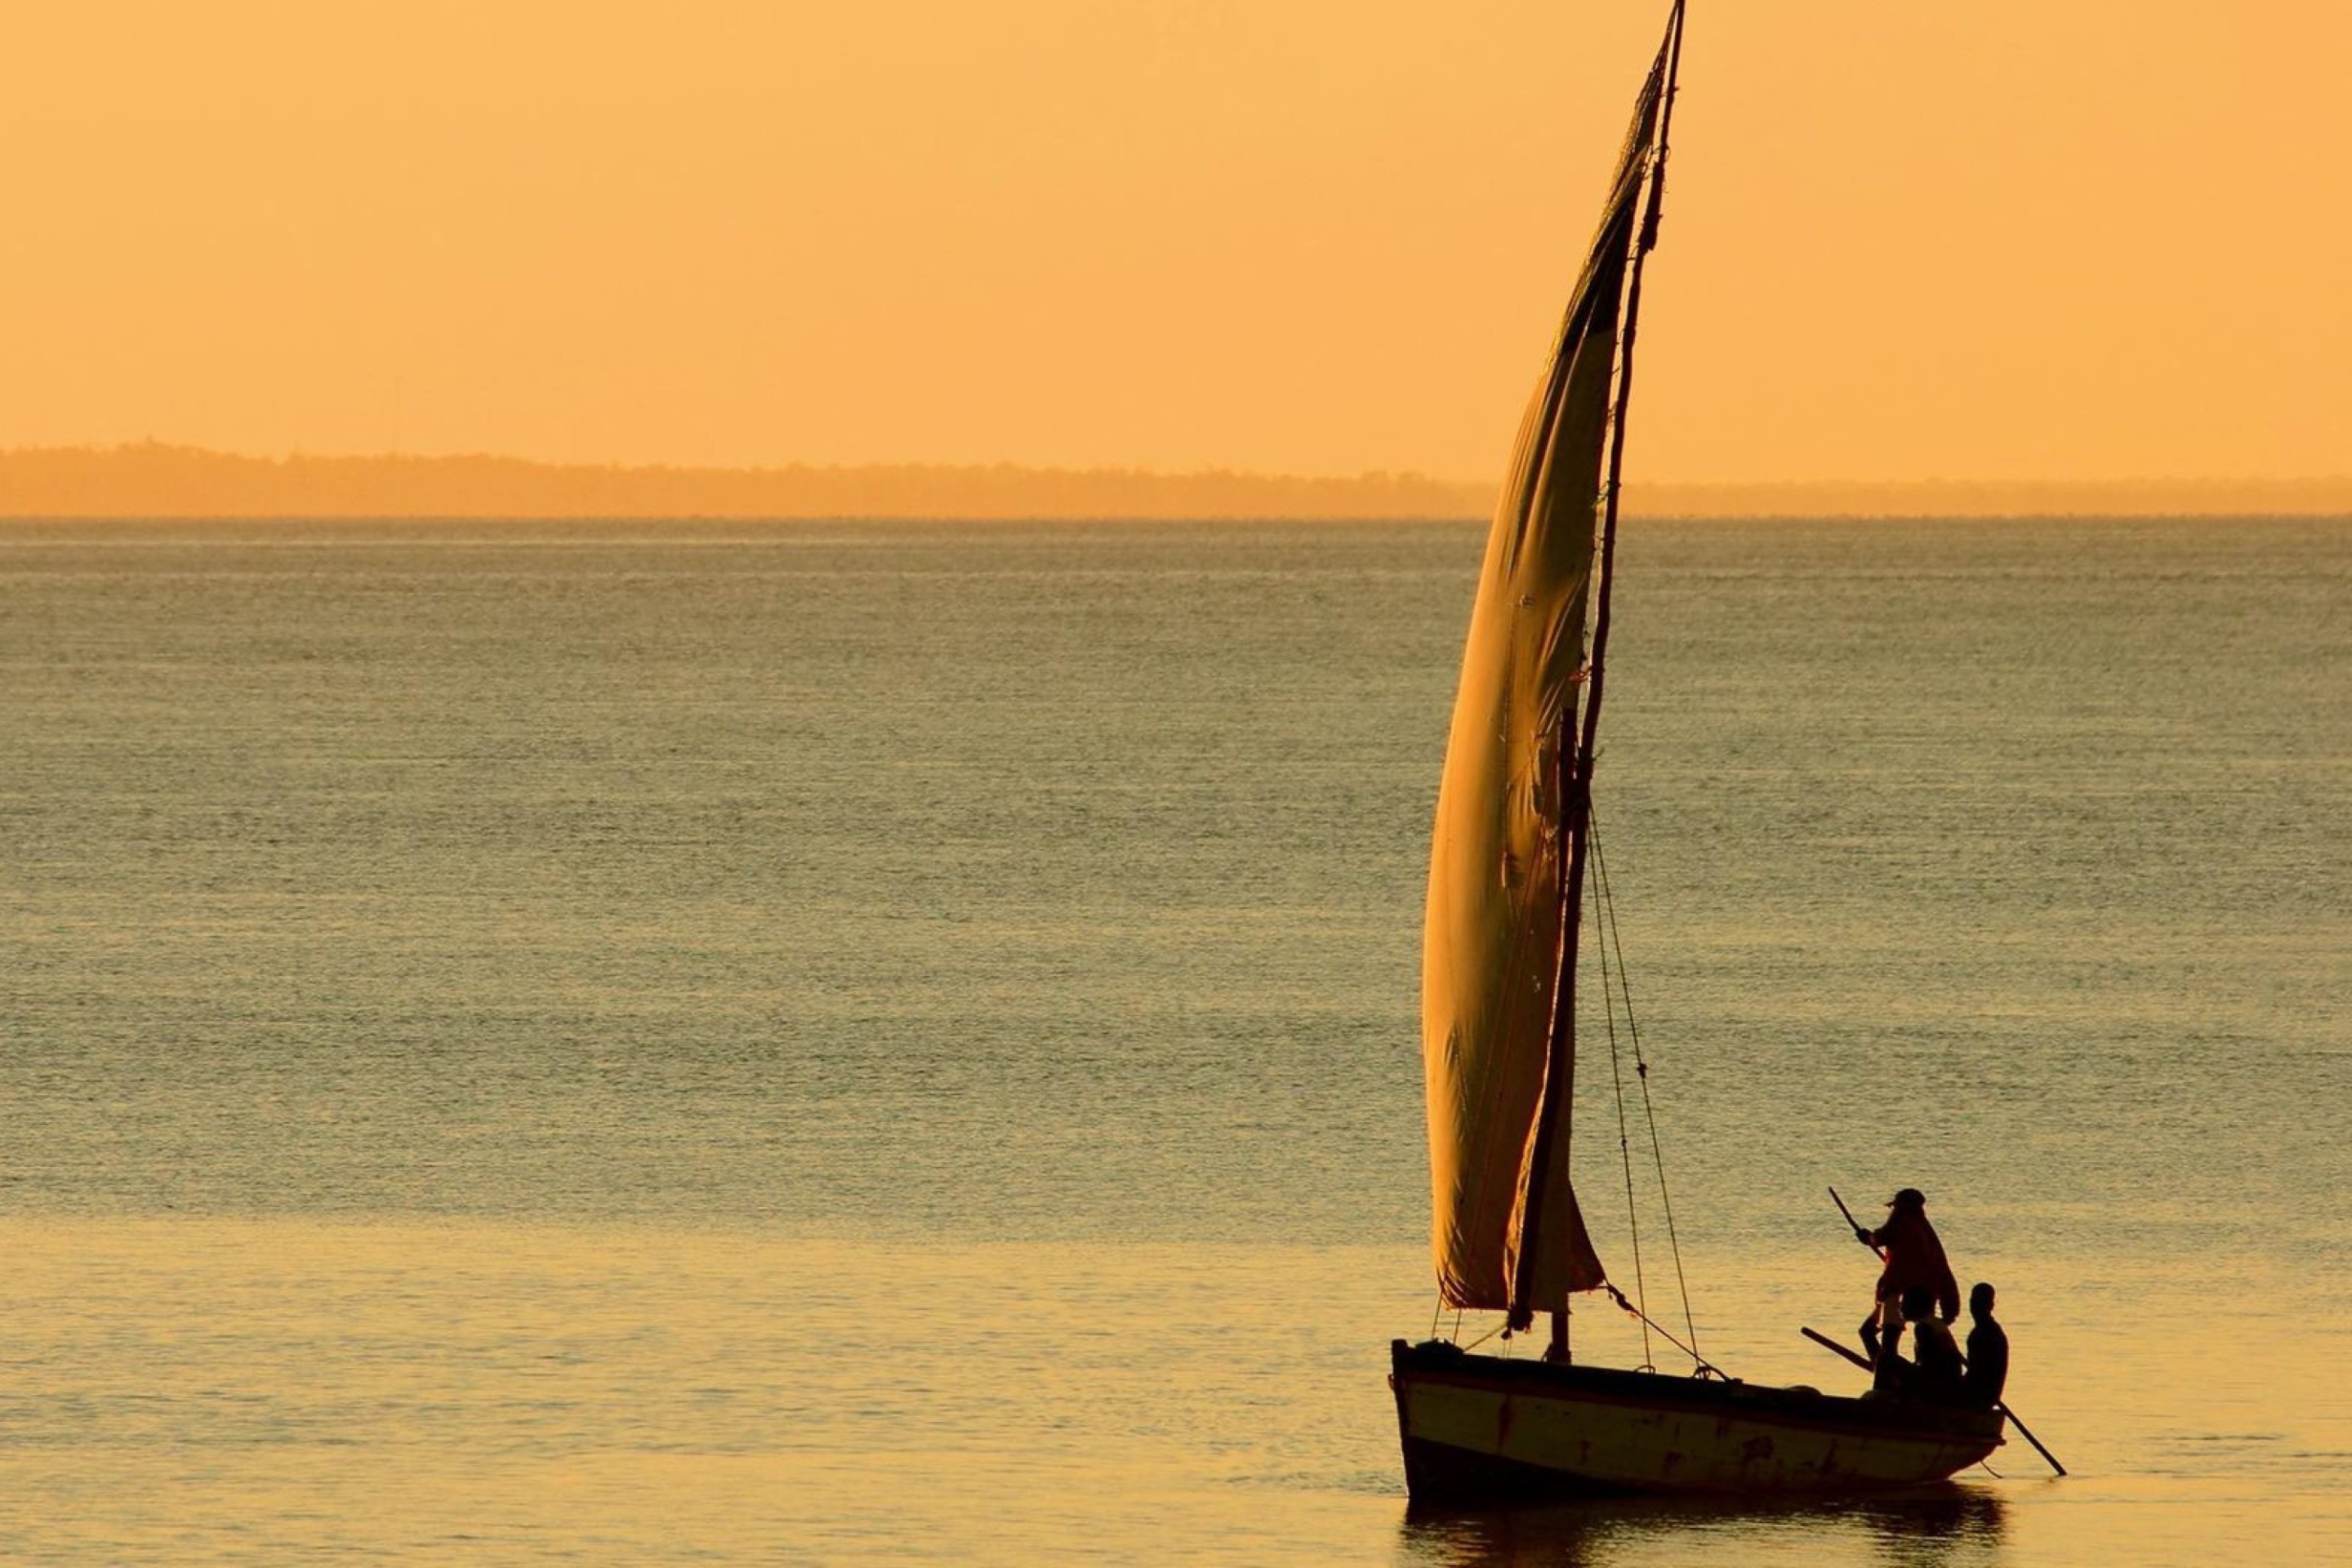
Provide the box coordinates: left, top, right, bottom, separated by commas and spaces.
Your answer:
1421, 22, 1673, 1313
1508, 0, 1686, 1326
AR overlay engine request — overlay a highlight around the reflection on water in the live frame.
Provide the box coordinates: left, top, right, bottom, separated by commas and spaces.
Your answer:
1849, 1490, 2008, 1568
1399, 1487, 2007, 1568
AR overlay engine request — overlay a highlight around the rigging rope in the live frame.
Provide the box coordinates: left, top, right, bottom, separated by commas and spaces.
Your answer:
1602, 1283, 1726, 1380
1592, 887, 1655, 1371
1588, 808, 1705, 1369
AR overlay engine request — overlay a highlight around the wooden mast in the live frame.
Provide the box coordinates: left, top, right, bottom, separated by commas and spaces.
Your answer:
1510, 0, 1686, 1342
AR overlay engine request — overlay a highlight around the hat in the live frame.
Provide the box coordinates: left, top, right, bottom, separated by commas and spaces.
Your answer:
1887, 1187, 1926, 1210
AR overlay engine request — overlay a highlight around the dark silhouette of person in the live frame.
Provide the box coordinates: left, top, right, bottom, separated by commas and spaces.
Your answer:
1868, 1315, 1913, 1397
1856, 1187, 1959, 1366
1905, 1286, 1965, 1401
1962, 1281, 2010, 1408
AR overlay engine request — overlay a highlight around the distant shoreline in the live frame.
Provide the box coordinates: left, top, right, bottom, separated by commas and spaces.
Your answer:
3, 443, 2346, 520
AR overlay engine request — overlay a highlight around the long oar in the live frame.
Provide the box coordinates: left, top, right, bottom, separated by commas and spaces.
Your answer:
1993, 1401, 2067, 1477
1829, 1185, 1884, 1258
1802, 1324, 1873, 1370
1800, 1325, 2067, 1477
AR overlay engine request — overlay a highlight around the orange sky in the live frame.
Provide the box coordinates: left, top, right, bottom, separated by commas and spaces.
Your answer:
5, 1, 2346, 483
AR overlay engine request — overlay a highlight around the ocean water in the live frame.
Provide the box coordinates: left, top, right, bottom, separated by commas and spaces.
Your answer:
0, 516, 2345, 1562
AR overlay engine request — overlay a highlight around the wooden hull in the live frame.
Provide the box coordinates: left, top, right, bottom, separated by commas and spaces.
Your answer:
1391, 1339, 2002, 1501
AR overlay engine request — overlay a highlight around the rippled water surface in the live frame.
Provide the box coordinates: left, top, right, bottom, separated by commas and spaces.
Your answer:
2, 517, 2345, 1562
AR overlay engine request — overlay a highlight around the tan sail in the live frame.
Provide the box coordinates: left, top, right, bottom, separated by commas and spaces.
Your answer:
1421, 53, 1666, 1312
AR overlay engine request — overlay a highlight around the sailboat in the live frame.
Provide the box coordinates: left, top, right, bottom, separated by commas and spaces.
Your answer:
1388, 0, 2005, 1499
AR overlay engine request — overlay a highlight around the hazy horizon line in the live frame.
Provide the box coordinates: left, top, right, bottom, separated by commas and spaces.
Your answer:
5, 442, 2349, 521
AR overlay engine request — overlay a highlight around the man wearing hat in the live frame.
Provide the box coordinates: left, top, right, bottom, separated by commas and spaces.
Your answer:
1856, 1187, 1959, 1369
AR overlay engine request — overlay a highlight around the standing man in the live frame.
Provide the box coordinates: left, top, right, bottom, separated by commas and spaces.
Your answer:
1962, 1281, 2010, 1407
1855, 1187, 1960, 1367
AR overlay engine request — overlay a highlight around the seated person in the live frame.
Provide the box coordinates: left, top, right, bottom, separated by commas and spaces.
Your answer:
1869, 1300, 1915, 1398
1904, 1286, 1966, 1403
1962, 1281, 2010, 1408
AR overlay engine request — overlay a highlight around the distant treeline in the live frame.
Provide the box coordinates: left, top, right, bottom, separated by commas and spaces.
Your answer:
1640, 477, 2352, 519
3, 443, 2347, 519
0, 443, 1486, 520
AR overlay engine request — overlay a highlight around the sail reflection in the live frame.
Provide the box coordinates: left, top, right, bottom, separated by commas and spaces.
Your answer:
1396, 1486, 2009, 1567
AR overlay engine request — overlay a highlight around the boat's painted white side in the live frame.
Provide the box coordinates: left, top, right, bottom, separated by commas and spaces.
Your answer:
1392, 1343, 2002, 1499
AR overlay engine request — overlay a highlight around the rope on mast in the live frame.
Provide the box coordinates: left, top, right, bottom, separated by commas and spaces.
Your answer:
1589, 809, 1704, 1366
1593, 878, 1655, 1371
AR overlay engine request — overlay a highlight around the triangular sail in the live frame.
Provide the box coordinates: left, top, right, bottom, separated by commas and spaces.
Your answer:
1421, 47, 1668, 1313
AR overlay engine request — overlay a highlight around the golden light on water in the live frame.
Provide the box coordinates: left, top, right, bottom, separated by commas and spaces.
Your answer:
4, 1219, 2336, 1561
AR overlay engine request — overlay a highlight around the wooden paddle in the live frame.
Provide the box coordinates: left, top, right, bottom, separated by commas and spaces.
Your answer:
1829, 1185, 1885, 1258
1993, 1401, 2067, 1477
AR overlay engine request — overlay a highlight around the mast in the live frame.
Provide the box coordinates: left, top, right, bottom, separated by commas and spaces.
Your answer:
1509, 0, 1686, 1332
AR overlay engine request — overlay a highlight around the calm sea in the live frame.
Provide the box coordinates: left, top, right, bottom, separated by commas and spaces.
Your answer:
1, 517, 2345, 1563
